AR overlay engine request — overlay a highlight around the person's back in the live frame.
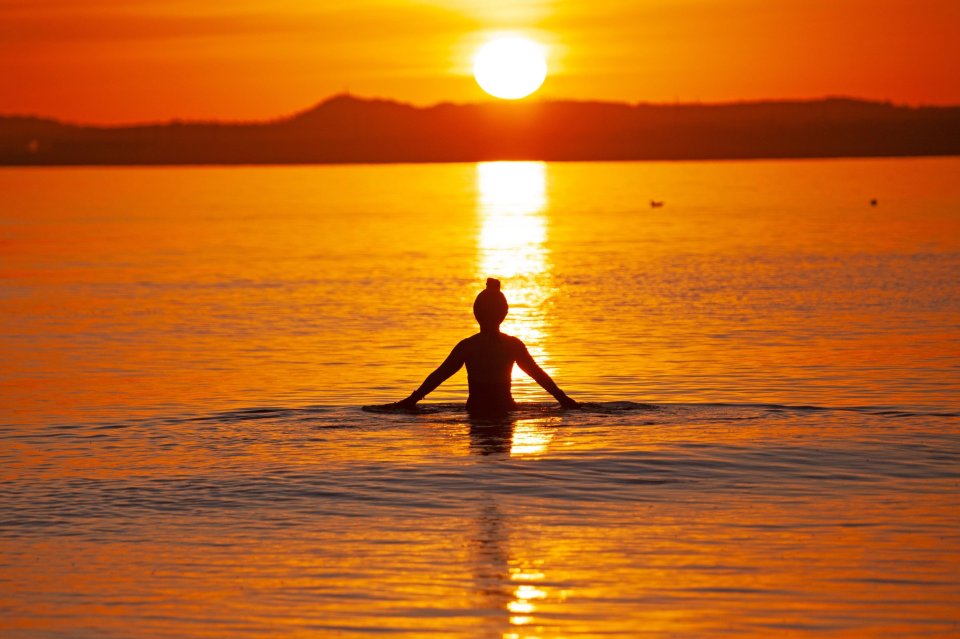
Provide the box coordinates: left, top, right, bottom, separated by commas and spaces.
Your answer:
385, 278, 579, 416
460, 331, 521, 415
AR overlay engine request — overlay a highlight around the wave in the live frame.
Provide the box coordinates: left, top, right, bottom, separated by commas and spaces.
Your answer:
181, 400, 959, 428
4, 401, 953, 439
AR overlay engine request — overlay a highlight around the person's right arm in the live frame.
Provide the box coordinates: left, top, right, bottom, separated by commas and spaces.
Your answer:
392, 341, 467, 408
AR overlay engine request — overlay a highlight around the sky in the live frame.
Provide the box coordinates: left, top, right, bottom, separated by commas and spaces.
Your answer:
1, 0, 958, 124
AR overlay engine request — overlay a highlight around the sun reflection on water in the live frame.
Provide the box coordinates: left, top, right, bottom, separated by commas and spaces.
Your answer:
509, 418, 557, 457
467, 425, 561, 635
504, 568, 551, 635
476, 162, 555, 388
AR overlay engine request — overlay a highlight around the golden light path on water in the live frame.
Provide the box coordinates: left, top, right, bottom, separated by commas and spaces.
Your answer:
476, 161, 552, 377
475, 162, 561, 631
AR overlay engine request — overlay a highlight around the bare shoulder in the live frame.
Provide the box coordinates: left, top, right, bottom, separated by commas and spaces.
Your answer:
500, 333, 528, 353
458, 334, 482, 351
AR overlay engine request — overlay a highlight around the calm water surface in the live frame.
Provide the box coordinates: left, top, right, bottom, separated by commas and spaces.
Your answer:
1, 159, 959, 637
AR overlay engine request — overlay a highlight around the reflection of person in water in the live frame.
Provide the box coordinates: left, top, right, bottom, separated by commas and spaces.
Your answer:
469, 421, 515, 456
388, 278, 580, 416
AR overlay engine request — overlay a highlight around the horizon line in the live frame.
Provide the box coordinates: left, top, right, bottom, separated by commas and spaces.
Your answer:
4, 93, 959, 129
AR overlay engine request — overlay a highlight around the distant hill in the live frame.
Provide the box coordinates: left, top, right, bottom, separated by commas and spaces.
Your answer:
1, 95, 958, 165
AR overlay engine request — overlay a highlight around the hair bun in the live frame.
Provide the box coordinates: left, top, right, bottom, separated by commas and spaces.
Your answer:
485, 278, 501, 291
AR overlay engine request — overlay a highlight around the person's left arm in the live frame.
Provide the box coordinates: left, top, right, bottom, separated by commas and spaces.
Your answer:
515, 340, 580, 409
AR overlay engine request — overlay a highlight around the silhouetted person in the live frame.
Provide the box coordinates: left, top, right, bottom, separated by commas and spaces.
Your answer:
388, 278, 579, 417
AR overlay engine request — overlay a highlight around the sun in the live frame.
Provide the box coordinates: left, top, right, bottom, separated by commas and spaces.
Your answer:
473, 37, 547, 100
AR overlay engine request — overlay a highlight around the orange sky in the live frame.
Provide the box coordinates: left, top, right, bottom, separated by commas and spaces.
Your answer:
1, 0, 958, 124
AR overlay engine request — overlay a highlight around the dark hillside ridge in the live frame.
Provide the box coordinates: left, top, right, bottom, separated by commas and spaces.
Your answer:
2, 95, 958, 165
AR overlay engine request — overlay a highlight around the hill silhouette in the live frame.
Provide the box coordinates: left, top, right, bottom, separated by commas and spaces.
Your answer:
2, 95, 958, 165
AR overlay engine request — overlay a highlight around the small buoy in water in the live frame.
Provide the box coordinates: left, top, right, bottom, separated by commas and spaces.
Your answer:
650, 200, 664, 208
870, 198, 878, 206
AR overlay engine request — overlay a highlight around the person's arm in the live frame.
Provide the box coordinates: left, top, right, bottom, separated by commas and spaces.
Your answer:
515, 342, 580, 409
392, 342, 467, 408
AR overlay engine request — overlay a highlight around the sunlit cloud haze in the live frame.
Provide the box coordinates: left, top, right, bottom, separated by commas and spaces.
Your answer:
1, 0, 957, 123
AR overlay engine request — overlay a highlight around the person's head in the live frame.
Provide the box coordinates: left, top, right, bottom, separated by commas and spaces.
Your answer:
474, 278, 508, 330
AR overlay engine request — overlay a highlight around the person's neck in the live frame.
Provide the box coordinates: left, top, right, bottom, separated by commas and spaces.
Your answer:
479, 326, 501, 336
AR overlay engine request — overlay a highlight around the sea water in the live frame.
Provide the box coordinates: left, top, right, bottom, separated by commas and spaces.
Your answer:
1, 159, 958, 637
